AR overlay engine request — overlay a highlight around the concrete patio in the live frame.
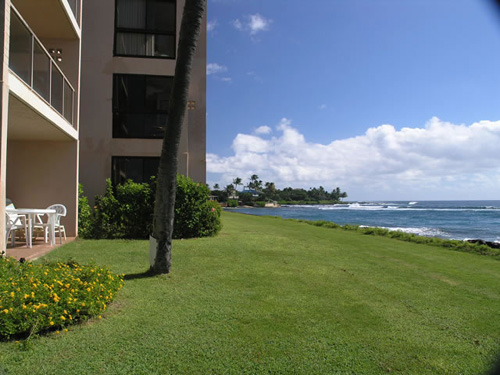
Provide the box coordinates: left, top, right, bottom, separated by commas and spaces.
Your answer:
5, 236, 76, 261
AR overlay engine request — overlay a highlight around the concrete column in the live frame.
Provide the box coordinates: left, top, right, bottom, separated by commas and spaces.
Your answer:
0, 1, 11, 255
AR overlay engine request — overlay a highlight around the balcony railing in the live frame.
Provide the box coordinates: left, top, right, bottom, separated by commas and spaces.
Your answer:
8, 8, 75, 126
67, 0, 80, 26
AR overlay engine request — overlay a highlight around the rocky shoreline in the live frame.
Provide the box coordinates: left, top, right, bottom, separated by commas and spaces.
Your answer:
466, 239, 500, 249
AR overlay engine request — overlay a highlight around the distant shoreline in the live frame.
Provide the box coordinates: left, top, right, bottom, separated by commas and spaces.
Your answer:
224, 201, 500, 243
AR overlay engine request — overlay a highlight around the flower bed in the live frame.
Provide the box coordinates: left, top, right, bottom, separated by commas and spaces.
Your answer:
0, 257, 123, 339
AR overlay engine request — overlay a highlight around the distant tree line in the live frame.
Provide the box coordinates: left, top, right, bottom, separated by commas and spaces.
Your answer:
210, 175, 347, 206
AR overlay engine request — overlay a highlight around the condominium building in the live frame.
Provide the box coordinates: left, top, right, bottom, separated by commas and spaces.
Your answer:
0, 0, 82, 250
1, 0, 206, 251
79, 0, 207, 203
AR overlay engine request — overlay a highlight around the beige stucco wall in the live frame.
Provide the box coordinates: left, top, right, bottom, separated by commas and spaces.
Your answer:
79, 0, 207, 203
6, 140, 78, 236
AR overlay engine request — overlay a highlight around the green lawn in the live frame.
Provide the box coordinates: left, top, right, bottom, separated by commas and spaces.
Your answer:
1, 211, 500, 374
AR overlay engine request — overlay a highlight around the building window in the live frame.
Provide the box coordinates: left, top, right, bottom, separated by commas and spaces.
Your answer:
112, 156, 160, 185
115, 0, 176, 58
113, 74, 173, 138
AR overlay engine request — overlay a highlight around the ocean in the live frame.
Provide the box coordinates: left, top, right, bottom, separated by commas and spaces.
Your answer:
226, 200, 500, 242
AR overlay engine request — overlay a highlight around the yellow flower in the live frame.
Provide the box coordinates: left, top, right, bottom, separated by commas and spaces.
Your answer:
60, 316, 66, 321
50, 321, 54, 326
56, 331, 60, 334
10, 292, 14, 298
3, 309, 8, 314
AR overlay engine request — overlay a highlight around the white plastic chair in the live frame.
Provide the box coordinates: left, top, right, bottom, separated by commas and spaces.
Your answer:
5, 211, 28, 247
33, 204, 67, 244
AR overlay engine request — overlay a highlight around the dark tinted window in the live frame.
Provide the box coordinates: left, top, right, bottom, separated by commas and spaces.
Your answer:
115, 0, 176, 58
112, 156, 160, 185
113, 74, 173, 139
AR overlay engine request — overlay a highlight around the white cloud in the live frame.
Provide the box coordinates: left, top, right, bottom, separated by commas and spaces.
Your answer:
207, 117, 500, 200
207, 20, 217, 32
232, 19, 243, 30
232, 14, 272, 36
254, 125, 272, 135
221, 77, 232, 83
248, 14, 271, 35
207, 63, 227, 75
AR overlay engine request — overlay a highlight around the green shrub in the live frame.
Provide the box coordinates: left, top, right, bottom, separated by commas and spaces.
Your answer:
174, 175, 222, 239
116, 180, 154, 239
78, 184, 94, 239
238, 192, 254, 206
79, 176, 221, 240
93, 180, 125, 239
197, 201, 223, 237
0, 257, 123, 339
254, 201, 266, 207
226, 199, 238, 208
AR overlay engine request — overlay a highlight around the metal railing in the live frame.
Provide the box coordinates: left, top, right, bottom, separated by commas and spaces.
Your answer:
67, 0, 80, 26
9, 7, 75, 126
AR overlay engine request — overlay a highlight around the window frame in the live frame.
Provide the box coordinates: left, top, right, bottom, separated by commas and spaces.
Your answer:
113, 0, 177, 59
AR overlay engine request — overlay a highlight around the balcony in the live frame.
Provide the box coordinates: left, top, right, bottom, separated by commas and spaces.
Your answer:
11, 0, 80, 38
9, 8, 75, 127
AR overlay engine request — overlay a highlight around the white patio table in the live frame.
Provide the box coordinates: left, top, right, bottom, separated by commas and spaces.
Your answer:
6, 208, 57, 247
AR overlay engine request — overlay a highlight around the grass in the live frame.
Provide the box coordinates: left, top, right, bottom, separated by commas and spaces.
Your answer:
1, 211, 500, 374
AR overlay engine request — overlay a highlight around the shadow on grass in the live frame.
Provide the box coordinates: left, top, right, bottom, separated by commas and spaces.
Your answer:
123, 269, 167, 280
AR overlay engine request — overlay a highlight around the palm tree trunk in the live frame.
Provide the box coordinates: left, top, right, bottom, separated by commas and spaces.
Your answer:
150, 0, 206, 274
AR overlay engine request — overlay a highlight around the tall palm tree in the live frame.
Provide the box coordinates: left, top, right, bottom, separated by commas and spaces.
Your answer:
151, 0, 206, 275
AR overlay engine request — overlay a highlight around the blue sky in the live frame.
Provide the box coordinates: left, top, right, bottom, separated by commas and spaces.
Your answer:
205, 0, 500, 200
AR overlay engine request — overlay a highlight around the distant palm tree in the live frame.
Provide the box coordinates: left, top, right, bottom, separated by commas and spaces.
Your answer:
233, 177, 242, 191
151, 0, 206, 275
248, 174, 263, 191
225, 184, 235, 196
213, 183, 220, 190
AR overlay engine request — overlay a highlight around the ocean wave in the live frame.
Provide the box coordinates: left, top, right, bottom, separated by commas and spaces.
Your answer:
317, 203, 500, 212
382, 226, 450, 238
